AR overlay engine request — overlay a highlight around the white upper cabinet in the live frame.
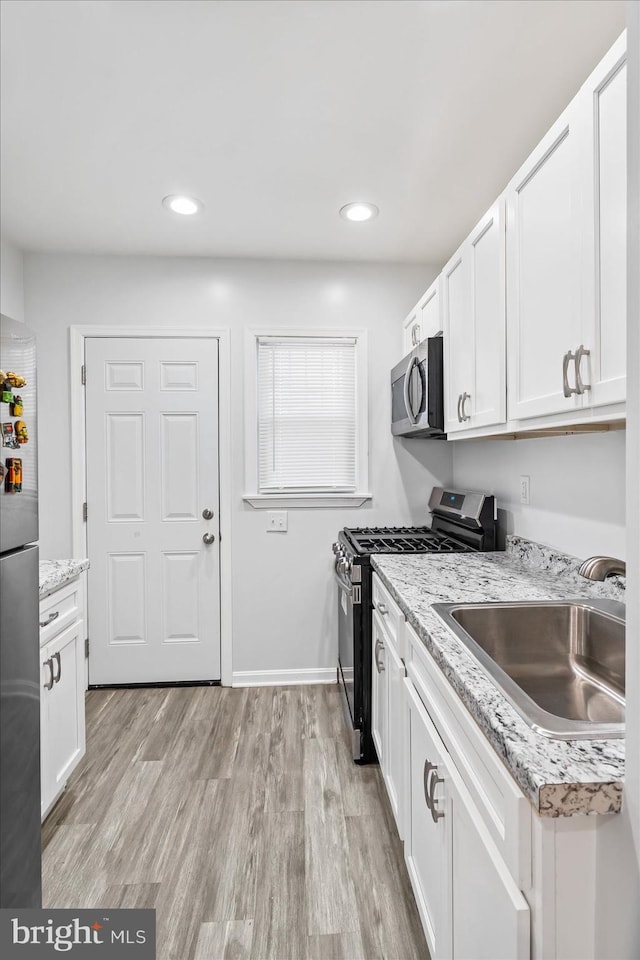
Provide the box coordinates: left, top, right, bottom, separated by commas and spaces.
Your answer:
444, 200, 506, 434
577, 34, 627, 409
403, 277, 441, 355
506, 103, 583, 421
506, 33, 627, 423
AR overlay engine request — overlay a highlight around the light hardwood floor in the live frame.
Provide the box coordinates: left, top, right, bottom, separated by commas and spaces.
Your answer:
42, 684, 429, 960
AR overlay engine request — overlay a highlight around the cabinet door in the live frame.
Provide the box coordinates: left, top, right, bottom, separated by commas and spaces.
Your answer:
405, 678, 452, 960
403, 309, 422, 355
506, 103, 583, 420
371, 611, 387, 766
384, 636, 406, 839
419, 278, 442, 341
470, 201, 506, 430
40, 651, 55, 820
443, 245, 473, 435
42, 621, 86, 815
579, 36, 627, 409
449, 759, 530, 960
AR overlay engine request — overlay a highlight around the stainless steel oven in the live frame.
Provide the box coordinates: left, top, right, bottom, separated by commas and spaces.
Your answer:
334, 487, 497, 764
391, 336, 444, 438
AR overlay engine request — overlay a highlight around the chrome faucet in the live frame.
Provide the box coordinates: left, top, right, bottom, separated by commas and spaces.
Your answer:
578, 556, 626, 581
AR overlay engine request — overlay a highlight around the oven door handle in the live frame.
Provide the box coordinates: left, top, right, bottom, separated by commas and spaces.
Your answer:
334, 568, 352, 595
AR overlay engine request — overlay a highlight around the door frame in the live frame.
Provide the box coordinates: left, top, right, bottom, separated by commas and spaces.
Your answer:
69, 325, 233, 686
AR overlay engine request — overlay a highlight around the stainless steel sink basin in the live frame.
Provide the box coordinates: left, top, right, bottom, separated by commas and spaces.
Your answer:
433, 599, 625, 739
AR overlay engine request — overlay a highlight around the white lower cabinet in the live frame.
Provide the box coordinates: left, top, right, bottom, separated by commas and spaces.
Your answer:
371, 611, 386, 766
405, 676, 530, 960
405, 677, 452, 959
40, 579, 87, 820
372, 577, 408, 841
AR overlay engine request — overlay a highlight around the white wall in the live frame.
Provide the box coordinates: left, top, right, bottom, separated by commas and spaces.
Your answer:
452, 431, 626, 560
0, 235, 25, 322
23, 253, 450, 678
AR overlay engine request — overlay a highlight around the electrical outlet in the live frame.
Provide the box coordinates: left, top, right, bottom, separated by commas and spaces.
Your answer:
267, 510, 288, 532
519, 475, 530, 505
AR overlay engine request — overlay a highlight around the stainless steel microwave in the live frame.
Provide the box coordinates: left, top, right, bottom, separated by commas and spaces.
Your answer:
391, 336, 445, 438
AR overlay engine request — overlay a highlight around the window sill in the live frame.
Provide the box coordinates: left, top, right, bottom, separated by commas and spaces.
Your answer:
243, 493, 372, 509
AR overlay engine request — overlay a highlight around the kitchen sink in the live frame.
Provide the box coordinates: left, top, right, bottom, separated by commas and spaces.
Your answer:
432, 599, 625, 739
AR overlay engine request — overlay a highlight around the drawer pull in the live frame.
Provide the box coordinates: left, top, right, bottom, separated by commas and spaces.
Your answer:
52, 651, 62, 684
40, 611, 59, 628
377, 603, 389, 615
374, 638, 385, 673
43, 658, 55, 690
423, 760, 437, 811
428, 767, 446, 823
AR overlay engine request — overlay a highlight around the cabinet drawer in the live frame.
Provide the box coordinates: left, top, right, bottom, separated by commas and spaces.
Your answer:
407, 624, 531, 889
39, 578, 83, 647
372, 574, 404, 658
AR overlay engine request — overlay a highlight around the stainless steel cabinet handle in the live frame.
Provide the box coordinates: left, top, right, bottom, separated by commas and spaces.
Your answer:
202, 508, 214, 520
43, 658, 54, 691
460, 392, 471, 422
428, 768, 445, 823
456, 394, 463, 423
377, 603, 388, 615
202, 533, 216, 545
40, 611, 59, 628
374, 638, 385, 673
411, 324, 421, 347
423, 760, 437, 811
563, 350, 578, 397
574, 345, 591, 395
52, 651, 61, 684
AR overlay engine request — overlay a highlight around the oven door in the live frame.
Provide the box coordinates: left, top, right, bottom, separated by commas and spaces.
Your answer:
336, 565, 356, 728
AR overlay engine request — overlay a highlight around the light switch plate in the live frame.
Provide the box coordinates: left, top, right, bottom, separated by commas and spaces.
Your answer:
267, 510, 288, 532
519, 475, 530, 505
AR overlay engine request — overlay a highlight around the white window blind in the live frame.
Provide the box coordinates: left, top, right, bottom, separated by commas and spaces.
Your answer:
257, 336, 358, 493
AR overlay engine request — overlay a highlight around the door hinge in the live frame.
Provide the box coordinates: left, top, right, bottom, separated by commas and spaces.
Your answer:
85, 637, 89, 658
81, 364, 86, 385
82, 501, 88, 521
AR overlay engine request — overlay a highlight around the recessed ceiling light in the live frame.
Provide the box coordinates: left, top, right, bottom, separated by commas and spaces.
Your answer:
339, 202, 379, 222
162, 194, 204, 216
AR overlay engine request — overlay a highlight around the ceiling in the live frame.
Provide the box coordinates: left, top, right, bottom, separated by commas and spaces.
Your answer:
0, 0, 626, 264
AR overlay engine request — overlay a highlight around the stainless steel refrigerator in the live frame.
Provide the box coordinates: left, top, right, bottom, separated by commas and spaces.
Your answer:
0, 313, 41, 907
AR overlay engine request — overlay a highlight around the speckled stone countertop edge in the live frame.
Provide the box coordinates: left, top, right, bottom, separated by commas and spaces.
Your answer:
39, 558, 90, 598
371, 538, 625, 819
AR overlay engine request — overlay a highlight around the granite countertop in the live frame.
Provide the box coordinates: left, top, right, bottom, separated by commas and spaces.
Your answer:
39, 559, 90, 598
372, 535, 625, 818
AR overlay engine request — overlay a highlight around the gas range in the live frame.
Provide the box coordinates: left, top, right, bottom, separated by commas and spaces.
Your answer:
334, 486, 497, 764
340, 525, 476, 556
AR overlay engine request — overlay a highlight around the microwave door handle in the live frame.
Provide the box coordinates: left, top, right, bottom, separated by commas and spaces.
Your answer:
403, 356, 419, 425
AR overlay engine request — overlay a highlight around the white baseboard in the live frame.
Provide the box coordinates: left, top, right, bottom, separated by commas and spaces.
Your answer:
231, 667, 337, 688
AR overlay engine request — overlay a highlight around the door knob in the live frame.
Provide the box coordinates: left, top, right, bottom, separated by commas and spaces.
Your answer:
202, 533, 216, 545
202, 508, 214, 520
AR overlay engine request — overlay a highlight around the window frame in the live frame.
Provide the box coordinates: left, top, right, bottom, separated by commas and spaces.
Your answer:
243, 327, 371, 508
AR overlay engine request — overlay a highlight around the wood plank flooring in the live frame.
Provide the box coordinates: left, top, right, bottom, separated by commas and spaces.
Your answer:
42, 684, 429, 960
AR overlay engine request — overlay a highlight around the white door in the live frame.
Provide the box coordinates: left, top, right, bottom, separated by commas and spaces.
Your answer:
578, 36, 627, 409
443, 245, 473, 435
450, 758, 530, 960
506, 101, 583, 420
405, 678, 452, 960
470, 200, 506, 431
85, 338, 220, 684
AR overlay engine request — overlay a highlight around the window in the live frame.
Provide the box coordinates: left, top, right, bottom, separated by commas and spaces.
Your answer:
244, 331, 370, 508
